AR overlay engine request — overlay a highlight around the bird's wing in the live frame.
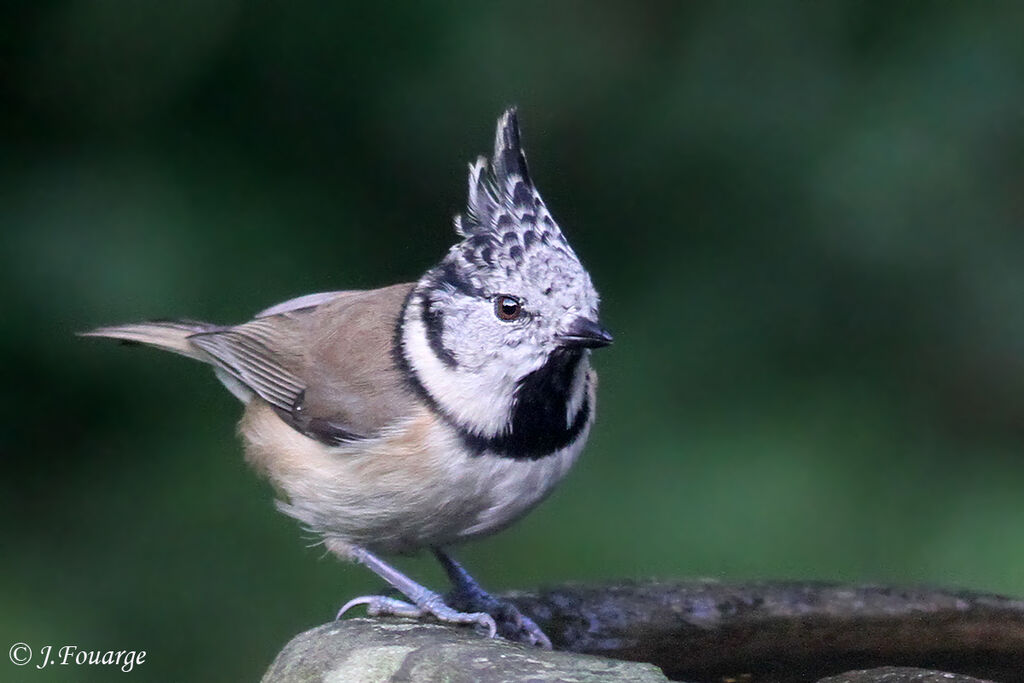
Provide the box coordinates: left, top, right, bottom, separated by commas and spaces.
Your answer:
189, 319, 307, 413
254, 291, 349, 318
190, 283, 418, 445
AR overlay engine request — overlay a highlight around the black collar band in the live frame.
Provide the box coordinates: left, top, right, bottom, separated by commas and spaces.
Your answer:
393, 288, 591, 461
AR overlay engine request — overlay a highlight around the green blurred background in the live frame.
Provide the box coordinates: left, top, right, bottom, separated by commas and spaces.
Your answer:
4, 2, 1024, 680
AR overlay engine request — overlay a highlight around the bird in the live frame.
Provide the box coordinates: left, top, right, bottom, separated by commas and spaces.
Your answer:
82, 108, 612, 649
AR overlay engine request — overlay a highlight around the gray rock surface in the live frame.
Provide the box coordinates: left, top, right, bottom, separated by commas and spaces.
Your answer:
818, 667, 996, 683
263, 581, 1024, 682
261, 618, 670, 683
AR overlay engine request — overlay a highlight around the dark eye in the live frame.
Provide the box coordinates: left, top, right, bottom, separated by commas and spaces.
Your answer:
494, 295, 523, 321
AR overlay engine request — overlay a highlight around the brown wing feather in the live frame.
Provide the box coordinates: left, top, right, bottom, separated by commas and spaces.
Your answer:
297, 283, 418, 441
190, 283, 417, 444
189, 323, 305, 412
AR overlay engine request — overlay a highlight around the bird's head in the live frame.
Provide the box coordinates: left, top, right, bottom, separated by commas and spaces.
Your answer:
400, 109, 611, 442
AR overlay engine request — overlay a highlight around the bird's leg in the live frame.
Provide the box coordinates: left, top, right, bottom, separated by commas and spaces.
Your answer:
433, 548, 552, 649
336, 545, 496, 637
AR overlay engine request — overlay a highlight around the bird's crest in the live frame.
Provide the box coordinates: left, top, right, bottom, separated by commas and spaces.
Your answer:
450, 109, 573, 279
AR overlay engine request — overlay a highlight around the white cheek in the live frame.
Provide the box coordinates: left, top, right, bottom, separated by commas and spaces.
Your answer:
404, 303, 523, 436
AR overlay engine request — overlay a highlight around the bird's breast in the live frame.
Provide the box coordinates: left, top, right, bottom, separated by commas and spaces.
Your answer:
238, 369, 597, 553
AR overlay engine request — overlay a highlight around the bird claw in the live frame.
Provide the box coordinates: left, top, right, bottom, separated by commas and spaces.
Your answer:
337, 595, 421, 620
491, 601, 552, 649
336, 593, 497, 638
511, 611, 552, 650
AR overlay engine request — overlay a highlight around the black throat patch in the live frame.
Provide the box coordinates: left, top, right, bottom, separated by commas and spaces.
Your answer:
460, 347, 591, 461
394, 288, 591, 461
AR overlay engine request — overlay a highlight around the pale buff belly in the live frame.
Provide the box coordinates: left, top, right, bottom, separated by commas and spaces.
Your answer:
237, 400, 590, 555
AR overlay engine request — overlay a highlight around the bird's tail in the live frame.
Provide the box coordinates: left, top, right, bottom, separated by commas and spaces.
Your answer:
78, 320, 217, 361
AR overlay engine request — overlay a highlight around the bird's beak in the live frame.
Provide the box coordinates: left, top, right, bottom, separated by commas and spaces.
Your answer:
557, 316, 614, 349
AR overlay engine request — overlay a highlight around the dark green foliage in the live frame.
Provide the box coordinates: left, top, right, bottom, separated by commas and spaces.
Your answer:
3, 2, 1024, 681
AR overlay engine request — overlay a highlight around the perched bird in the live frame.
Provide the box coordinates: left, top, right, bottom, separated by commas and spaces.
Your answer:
82, 109, 612, 648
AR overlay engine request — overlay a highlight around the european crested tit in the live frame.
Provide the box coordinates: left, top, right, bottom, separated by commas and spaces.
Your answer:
83, 109, 612, 648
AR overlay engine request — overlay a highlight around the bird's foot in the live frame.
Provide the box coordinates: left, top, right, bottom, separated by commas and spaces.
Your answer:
337, 592, 497, 638
433, 548, 553, 649
335, 545, 497, 638
446, 589, 552, 649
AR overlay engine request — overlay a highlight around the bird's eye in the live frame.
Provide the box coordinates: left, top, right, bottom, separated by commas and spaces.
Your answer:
494, 295, 523, 321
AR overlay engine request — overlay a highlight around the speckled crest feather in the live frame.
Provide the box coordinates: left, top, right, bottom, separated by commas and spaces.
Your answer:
447, 109, 580, 296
